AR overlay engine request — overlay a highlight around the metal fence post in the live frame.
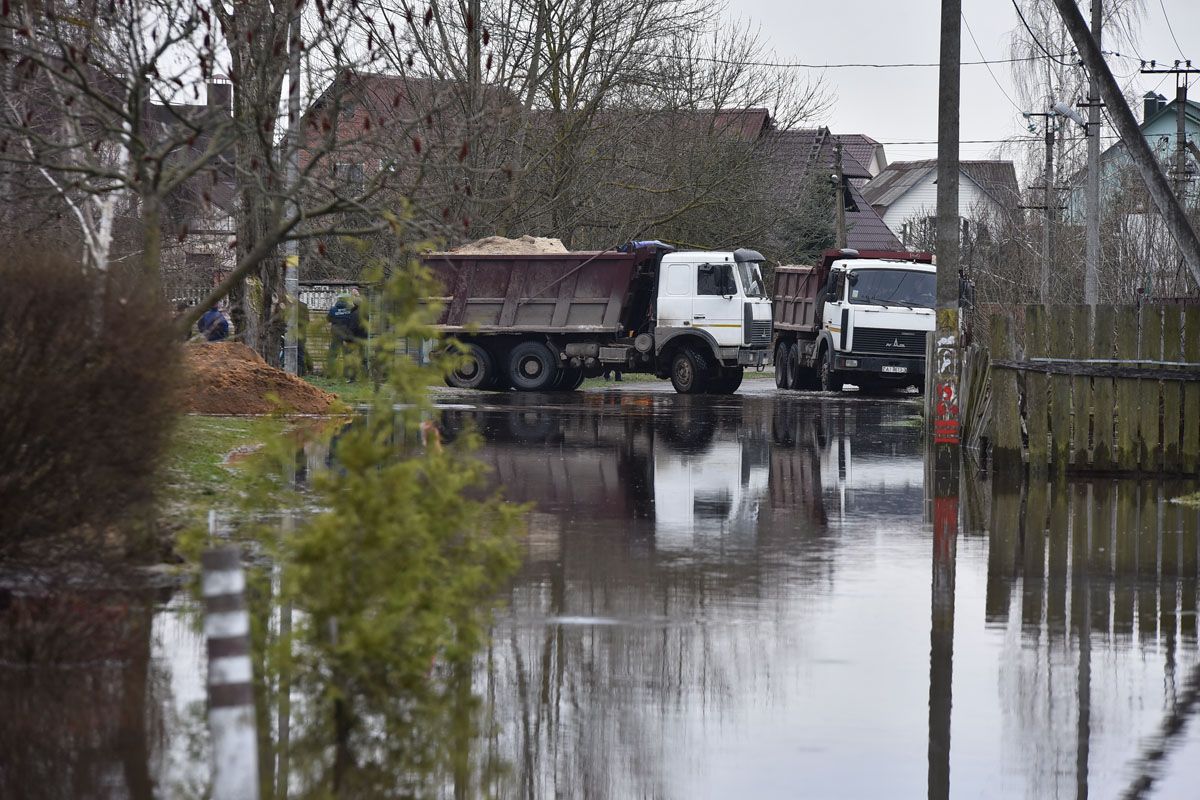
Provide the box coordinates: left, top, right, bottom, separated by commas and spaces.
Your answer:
202, 547, 260, 800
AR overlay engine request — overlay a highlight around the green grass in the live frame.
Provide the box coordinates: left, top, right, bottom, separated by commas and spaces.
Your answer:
304, 374, 381, 406
162, 416, 289, 528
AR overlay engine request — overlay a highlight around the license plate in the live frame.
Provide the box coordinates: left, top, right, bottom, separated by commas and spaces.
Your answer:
881, 365, 907, 374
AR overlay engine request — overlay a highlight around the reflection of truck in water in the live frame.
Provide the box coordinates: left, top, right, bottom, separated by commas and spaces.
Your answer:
772, 248, 935, 393
438, 396, 924, 548
421, 243, 773, 394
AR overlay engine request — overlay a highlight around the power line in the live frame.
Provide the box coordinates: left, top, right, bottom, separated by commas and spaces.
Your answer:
962, 11, 1023, 112
1158, 0, 1188, 63
1010, 0, 1078, 67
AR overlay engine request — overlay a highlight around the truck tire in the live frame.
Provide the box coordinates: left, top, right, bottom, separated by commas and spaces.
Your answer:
447, 343, 494, 390
508, 341, 560, 392
712, 366, 744, 394
818, 349, 844, 393
670, 347, 710, 394
775, 342, 792, 389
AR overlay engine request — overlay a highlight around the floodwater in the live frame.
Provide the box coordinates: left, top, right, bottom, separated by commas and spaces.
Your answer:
3, 381, 1199, 798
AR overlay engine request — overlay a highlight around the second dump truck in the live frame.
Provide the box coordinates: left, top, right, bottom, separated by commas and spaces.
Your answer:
772, 248, 936, 393
421, 242, 773, 394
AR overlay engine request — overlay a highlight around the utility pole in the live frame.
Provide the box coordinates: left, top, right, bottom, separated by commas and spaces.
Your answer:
929, 1, 961, 793
282, 5, 303, 375
929, 0, 962, 472
1177, 80, 1189, 202
1053, 0, 1200, 287
1084, 0, 1102, 305
834, 140, 848, 249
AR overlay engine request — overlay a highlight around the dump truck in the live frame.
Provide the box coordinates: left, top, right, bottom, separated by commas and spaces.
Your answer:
420, 242, 773, 394
772, 248, 935, 392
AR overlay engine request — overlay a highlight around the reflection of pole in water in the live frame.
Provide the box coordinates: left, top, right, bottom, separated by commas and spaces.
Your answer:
928, 477, 957, 800
1075, 484, 1091, 800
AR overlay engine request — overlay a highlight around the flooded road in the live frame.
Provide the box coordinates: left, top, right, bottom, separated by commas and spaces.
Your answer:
3, 382, 1199, 798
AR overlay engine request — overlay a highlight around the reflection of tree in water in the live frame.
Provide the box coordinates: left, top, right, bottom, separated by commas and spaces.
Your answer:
454, 394, 925, 797
0, 587, 169, 800
982, 478, 1200, 797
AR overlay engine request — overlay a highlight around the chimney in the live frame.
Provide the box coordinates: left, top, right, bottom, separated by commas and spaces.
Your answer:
1143, 91, 1168, 123
208, 81, 233, 114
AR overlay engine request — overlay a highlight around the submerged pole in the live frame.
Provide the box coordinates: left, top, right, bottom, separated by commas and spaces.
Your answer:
203, 547, 260, 800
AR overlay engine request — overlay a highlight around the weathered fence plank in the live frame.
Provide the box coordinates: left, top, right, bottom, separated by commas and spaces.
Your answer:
990, 315, 1023, 471
1025, 306, 1050, 473
986, 481, 1021, 624
1184, 309, 1200, 474
1115, 310, 1140, 472
1162, 309, 1184, 472
1049, 310, 1074, 473
1070, 307, 1092, 468
1022, 480, 1049, 628
1092, 307, 1116, 470
1138, 307, 1163, 471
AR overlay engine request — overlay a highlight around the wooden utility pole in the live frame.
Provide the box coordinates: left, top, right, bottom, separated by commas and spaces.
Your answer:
1052, 0, 1200, 288
1084, 0, 1101, 305
929, 0, 962, 477
834, 140, 848, 249
1177, 81, 1189, 201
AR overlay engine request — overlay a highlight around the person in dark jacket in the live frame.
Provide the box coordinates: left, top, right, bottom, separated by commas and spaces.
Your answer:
198, 304, 230, 342
326, 289, 368, 379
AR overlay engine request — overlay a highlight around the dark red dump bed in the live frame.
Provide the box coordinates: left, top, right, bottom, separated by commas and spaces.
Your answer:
420, 251, 641, 333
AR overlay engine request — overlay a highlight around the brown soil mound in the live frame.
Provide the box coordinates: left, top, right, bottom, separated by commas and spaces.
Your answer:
451, 235, 568, 255
183, 342, 338, 415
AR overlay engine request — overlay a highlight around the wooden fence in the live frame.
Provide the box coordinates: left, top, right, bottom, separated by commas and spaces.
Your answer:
983, 305, 1200, 475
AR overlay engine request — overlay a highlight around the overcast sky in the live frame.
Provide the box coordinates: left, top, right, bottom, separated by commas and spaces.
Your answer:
730, 0, 1199, 171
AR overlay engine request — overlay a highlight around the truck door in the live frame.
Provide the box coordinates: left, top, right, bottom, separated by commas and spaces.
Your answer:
822, 269, 847, 351
657, 261, 694, 328
693, 262, 743, 346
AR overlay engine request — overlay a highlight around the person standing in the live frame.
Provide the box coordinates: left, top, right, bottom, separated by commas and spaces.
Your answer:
327, 289, 368, 379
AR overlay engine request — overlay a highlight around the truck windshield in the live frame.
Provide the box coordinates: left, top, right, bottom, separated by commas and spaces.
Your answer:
736, 261, 766, 297
848, 269, 935, 308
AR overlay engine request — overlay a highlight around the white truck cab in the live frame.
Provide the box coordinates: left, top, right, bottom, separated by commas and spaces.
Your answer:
819, 257, 935, 391
653, 249, 773, 392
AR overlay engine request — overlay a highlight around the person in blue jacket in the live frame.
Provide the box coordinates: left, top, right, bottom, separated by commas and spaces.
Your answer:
198, 303, 230, 342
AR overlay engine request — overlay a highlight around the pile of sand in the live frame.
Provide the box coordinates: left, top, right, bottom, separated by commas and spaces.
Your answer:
451, 235, 569, 255
183, 342, 338, 415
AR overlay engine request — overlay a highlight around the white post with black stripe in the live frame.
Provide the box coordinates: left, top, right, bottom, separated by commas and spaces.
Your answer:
202, 547, 260, 800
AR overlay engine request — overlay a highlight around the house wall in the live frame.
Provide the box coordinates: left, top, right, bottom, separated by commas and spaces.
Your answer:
880, 171, 1000, 235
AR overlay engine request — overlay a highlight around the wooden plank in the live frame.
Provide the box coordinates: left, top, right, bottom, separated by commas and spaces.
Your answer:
1070, 306, 1092, 468
1091, 307, 1116, 470
1162, 308, 1184, 472
1138, 307, 1163, 471
1184, 308, 1200, 475
1024, 306, 1050, 473
1048, 308, 1074, 473
1114, 307, 1141, 472
989, 313, 1023, 471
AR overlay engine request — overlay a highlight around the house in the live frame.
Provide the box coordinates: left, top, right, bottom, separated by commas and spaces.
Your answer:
835, 134, 888, 184
861, 159, 1021, 248
768, 127, 903, 251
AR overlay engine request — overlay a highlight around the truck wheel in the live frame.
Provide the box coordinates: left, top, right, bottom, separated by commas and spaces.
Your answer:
775, 342, 792, 389
818, 349, 844, 393
447, 343, 494, 390
508, 341, 560, 391
712, 367, 744, 394
670, 347, 709, 394
785, 346, 801, 389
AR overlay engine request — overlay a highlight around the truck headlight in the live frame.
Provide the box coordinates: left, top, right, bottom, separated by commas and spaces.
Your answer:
842, 358, 858, 368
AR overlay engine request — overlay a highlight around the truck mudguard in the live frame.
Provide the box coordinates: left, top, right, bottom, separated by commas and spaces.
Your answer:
654, 327, 723, 362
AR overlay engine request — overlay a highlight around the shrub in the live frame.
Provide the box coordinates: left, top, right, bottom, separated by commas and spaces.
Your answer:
0, 249, 180, 558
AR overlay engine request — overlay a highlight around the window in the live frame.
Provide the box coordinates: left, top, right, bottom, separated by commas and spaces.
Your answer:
848, 269, 936, 308
334, 162, 365, 194
829, 270, 846, 302
667, 264, 692, 295
697, 263, 735, 296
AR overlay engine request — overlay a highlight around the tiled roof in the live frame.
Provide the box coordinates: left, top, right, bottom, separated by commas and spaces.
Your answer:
713, 107, 772, 139
834, 133, 884, 174
770, 128, 901, 250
